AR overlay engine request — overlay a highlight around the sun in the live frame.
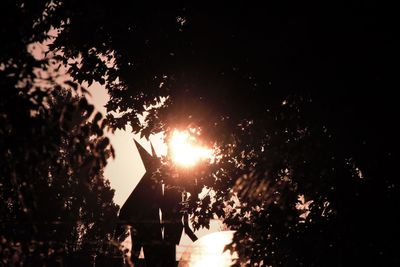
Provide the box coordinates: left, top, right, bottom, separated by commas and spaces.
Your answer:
168, 129, 213, 167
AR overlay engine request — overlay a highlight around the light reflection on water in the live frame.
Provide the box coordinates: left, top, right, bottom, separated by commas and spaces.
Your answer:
178, 231, 237, 267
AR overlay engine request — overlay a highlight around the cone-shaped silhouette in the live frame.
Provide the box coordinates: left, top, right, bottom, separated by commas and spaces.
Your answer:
119, 140, 163, 266
118, 139, 196, 266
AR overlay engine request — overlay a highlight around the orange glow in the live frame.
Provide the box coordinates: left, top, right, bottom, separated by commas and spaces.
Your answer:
168, 130, 213, 167
178, 231, 237, 267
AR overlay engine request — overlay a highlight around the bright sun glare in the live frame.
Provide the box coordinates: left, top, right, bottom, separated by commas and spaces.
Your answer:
168, 130, 213, 167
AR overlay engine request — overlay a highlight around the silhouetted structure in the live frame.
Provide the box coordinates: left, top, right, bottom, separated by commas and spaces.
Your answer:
118, 140, 196, 266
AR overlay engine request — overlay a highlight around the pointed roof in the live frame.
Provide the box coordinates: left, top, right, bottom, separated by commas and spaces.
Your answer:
119, 139, 162, 220
134, 139, 157, 172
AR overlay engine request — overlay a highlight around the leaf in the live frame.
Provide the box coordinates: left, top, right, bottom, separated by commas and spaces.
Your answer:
93, 112, 102, 123
64, 80, 78, 90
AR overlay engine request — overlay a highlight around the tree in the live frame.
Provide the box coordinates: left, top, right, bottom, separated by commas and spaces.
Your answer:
17, 0, 399, 265
0, 1, 119, 265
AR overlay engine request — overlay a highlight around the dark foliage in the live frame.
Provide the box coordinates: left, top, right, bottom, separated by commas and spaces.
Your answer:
0, 1, 120, 266
5, 0, 399, 266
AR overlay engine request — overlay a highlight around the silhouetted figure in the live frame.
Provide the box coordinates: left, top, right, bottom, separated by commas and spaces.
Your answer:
118, 140, 197, 266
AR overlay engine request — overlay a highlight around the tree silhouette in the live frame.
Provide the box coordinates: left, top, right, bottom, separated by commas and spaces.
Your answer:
7, 1, 399, 266
0, 2, 119, 265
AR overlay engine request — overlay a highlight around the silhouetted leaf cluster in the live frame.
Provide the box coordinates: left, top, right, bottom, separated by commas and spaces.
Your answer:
0, 1, 120, 266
